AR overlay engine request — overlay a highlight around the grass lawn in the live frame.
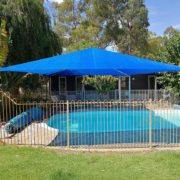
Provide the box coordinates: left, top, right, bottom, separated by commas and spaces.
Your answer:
0, 146, 180, 180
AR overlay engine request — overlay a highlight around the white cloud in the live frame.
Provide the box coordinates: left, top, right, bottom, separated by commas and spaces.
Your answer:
173, 24, 180, 30
49, 0, 63, 3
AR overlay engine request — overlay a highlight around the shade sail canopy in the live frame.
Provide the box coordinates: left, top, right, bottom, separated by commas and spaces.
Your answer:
0, 48, 180, 76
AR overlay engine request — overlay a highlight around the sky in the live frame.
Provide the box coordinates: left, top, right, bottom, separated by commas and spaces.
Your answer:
48, 0, 180, 36
49, 0, 63, 3
145, 0, 180, 36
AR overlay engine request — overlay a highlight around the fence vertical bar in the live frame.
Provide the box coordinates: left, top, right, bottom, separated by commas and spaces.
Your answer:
66, 100, 70, 147
149, 102, 152, 148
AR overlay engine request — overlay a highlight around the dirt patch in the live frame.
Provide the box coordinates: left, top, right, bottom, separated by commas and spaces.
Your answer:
0, 140, 5, 145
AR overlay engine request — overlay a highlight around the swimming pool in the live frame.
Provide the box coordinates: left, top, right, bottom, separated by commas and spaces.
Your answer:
47, 109, 180, 146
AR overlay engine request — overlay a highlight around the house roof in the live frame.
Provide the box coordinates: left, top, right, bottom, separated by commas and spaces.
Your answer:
0, 48, 180, 76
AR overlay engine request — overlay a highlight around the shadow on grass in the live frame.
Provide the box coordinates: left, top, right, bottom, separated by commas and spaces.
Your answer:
49, 170, 76, 180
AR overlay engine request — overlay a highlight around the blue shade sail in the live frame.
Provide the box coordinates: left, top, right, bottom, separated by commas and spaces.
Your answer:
0, 48, 180, 76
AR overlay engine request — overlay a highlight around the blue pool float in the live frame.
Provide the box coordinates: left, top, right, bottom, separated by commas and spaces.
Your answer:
26, 107, 44, 121
4, 107, 44, 133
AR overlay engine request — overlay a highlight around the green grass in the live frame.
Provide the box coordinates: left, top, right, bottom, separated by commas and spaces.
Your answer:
0, 146, 180, 180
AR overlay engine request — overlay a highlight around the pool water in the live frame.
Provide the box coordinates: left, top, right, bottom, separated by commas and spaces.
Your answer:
47, 110, 180, 133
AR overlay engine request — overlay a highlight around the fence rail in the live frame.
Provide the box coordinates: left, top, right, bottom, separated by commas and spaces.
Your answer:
1, 89, 180, 148
51, 89, 174, 102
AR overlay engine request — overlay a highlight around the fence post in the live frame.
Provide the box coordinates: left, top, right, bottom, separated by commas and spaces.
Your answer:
66, 100, 70, 147
1, 91, 4, 122
149, 101, 152, 148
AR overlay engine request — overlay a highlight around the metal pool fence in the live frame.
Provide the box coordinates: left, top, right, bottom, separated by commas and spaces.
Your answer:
1, 90, 180, 148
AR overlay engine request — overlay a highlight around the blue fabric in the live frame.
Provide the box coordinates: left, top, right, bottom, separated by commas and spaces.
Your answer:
5, 112, 32, 133
26, 107, 43, 121
1, 48, 180, 76
4, 107, 43, 133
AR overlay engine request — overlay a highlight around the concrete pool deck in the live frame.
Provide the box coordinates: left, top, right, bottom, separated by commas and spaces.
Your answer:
46, 146, 180, 154
0, 123, 58, 145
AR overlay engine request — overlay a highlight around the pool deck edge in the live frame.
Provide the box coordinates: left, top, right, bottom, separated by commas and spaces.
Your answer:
46, 146, 180, 154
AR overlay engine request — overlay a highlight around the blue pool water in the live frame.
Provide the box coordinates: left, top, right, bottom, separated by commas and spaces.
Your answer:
47, 110, 180, 133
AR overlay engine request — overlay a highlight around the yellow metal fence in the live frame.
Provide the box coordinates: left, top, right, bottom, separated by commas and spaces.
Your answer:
1, 90, 180, 148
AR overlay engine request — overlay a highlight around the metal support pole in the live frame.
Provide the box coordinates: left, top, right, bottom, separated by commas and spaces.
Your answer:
82, 77, 85, 100
59, 77, 61, 96
128, 76, 131, 101
118, 77, 121, 101
155, 76, 157, 100
66, 100, 70, 147
49, 77, 51, 96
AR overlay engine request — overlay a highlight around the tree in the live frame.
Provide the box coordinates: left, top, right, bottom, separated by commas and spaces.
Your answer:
95, 0, 149, 55
53, 0, 103, 52
54, 0, 149, 56
0, 0, 62, 92
157, 27, 180, 97
146, 32, 164, 60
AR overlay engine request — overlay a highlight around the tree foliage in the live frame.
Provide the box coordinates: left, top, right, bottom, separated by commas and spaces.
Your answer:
0, 19, 8, 67
0, 0, 62, 92
158, 28, 180, 96
83, 76, 118, 94
146, 32, 164, 60
95, 0, 149, 55
145, 28, 180, 96
54, 0, 102, 52
54, 0, 149, 55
